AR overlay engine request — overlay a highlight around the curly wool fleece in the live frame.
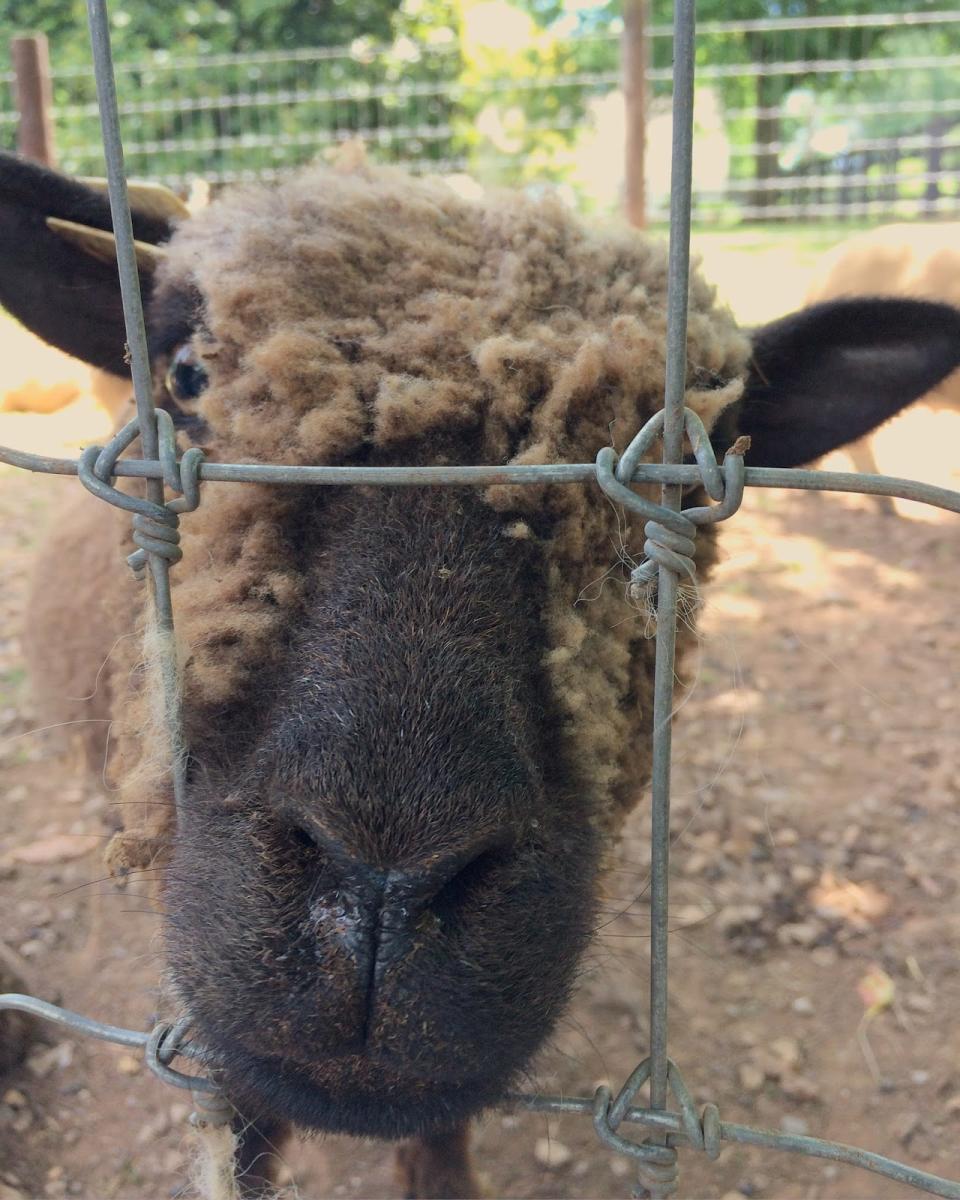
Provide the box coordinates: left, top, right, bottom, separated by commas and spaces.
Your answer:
107, 162, 749, 872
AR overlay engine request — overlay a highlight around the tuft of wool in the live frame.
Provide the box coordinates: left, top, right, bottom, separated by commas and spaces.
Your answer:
106, 162, 750, 862
188, 1121, 240, 1200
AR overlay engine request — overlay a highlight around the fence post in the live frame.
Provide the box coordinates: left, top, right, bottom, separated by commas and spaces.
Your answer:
11, 33, 57, 167
622, 0, 648, 228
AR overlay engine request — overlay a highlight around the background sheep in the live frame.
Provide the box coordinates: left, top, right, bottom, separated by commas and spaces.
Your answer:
805, 223, 960, 502
2, 151, 960, 1198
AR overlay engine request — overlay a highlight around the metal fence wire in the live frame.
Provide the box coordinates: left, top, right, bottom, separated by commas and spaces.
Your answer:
3, 8, 960, 223
1, 2, 960, 1199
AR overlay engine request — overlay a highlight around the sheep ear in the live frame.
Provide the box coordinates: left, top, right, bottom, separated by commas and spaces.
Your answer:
0, 152, 176, 376
733, 297, 960, 467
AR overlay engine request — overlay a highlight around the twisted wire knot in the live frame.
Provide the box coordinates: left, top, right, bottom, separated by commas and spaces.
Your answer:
592, 1058, 723, 1198
78, 409, 204, 578
595, 408, 749, 601
145, 1017, 219, 1094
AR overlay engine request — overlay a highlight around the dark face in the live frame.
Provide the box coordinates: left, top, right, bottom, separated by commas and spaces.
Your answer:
163, 485, 599, 1138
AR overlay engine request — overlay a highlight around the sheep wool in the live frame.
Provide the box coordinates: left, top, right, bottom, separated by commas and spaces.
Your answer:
105, 161, 749, 874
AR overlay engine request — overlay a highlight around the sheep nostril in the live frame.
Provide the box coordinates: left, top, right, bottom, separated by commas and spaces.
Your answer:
291, 824, 321, 853
426, 845, 509, 925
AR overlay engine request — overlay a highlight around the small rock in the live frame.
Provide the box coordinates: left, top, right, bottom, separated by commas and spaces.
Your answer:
905, 992, 934, 1014
16, 901, 52, 925
534, 1137, 572, 1169
893, 1112, 922, 1145
945, 1094, 960, 1115
780, 1074, 821, 1103
682, 852, 711, 877
791, 996, 814, 1016
11, 1111, 33, 1134
116, 1053, 141, 1076
738, 1063, 765, 1092
770, 1037, 802, 1071
136, 1112, 171, 1143
1, 1090, 26, 1110
776, 922, 820, 947
169, 1102, 191, 1124
27, 1041, 74, 1079
779, 1114, 809, 1136
7, 834, 102, 866
609, 1158, 630, 1178
911, 1070, 930, 1086
716, 905, 764, 935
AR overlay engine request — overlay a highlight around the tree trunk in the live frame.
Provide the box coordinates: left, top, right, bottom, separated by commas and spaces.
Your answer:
748, 69, 782, 219
622, 0, 648, 228
11, 34, 57, 167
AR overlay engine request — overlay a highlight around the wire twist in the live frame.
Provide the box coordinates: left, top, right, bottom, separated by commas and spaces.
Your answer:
78, 409, 204, 578
595, 408, 749, 600
592, 1058, 722, 1198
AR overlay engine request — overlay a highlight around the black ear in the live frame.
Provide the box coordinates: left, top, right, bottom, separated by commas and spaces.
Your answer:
725, 297, 960, 468
0, 152, 173, 375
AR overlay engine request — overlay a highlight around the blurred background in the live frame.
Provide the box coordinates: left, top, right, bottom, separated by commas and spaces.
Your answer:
3, 0, 958, 224
1, 0, 958, 432
1, 6, 960, 1199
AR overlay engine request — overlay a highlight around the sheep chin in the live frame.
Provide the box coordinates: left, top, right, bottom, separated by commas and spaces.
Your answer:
200, 1040, 519, 1139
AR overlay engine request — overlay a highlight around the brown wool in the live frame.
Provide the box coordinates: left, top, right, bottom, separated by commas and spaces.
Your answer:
97, 162, 749, 868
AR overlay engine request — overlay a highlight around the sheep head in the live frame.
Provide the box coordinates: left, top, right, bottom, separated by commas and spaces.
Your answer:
3, 152, 960, 1138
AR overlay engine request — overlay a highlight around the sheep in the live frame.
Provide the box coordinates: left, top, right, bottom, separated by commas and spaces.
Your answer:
805, 222, 960, 503
2, 148, 960, 1199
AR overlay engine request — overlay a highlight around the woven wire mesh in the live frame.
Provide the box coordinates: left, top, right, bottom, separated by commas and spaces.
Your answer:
1, 9, 960, 220
1, 1, 960, 1198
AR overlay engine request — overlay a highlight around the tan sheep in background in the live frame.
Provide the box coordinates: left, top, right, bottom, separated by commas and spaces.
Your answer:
805, 223, 960, 500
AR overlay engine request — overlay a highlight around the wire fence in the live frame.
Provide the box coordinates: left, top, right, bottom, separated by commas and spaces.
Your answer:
2, 8, 960, 222
1, 0, 960, 1198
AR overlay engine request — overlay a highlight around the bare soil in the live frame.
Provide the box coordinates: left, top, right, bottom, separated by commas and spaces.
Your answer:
1, 305, 959, 1199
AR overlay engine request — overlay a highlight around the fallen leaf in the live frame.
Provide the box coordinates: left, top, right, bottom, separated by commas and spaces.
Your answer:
857, 966, 895, 1015
809, 871, 891, 929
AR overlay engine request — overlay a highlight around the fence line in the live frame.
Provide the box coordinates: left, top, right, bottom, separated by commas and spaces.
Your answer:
3, 8, 960, 222
1, 0, 960, 1197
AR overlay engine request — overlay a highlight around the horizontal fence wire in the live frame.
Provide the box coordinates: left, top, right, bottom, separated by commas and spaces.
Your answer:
4, 443, 960, 514
1, 8, 959, 221
2, 992, 960, 1199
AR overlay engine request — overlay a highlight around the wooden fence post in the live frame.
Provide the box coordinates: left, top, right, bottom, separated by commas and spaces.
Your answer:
11, 33, 57, 167
622, 0, 648, 228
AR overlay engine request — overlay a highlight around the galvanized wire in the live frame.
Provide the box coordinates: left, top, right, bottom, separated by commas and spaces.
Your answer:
3, 994, 960, 1198
84, 0, 188, 817
1, 0, 960, 1197
4, 442, 960, 513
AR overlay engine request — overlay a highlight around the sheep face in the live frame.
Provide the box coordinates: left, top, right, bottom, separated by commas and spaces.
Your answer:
4, 153, 960, 1144
163, 484, 599, 1137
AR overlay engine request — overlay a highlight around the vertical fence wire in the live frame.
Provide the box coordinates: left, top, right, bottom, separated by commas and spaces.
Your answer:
84, 0, 187, 812
2, 2, 960, 1198
648, 0, 696, 1129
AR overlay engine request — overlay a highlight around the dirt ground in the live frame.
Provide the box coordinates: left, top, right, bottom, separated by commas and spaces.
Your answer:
1, 234, 959, 1200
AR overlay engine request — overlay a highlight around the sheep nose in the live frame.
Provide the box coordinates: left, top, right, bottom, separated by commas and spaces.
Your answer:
305, 833, 509, 984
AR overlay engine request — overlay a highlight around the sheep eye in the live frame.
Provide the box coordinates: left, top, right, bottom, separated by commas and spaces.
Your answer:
165, 344, 209, 404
